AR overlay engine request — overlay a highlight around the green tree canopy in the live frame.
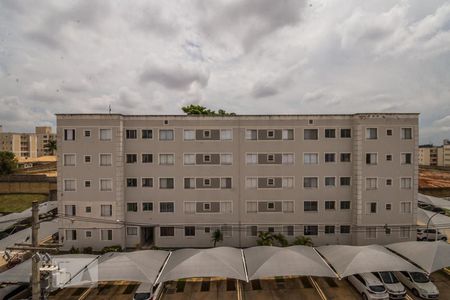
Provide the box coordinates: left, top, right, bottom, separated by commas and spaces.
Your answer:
182, 104, 236, 116
0, 151, 18, 175
44, 139, 57, 155
211, 229, 223, 247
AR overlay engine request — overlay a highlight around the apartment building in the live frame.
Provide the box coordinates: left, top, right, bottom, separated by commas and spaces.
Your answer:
57, 113, 418, 251
0, 126, 56, 158
418, 140, 450, 167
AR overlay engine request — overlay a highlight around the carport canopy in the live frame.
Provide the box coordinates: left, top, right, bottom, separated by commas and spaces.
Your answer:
244, 246, 337, 280
386, 241, 450, 274
66, 250, 169, 287
317, 244, 421, 278
155, 247, 247, 283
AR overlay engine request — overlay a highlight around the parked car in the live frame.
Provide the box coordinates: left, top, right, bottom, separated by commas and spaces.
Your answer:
347, 273, 389, 300
417, 229, 447, 241
133, 283, 162, 300
373, 272, 406, 299
394, 271, 439, 299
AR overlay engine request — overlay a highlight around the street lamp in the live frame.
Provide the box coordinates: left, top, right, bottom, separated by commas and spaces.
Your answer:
425, 211, 441, 241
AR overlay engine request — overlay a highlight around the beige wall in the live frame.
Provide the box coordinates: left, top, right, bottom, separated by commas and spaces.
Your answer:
57, 114, 418, 250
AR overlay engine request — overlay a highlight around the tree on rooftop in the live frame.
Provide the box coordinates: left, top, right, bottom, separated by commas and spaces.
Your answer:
182, 104, 236, 116
0, 151, 18, 175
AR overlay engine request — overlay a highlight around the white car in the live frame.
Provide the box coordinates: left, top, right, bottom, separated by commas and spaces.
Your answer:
373, 272, 406, 299
417, 229, 447, 241
348, 273, 390, 300
133, 283, 162, 300
394, 271, 439, 299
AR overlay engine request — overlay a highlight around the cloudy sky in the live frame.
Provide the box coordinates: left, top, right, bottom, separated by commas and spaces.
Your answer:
1, 0, 450, 144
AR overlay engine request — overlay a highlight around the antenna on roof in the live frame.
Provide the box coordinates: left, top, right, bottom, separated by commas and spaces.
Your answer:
108, 104, 112, 114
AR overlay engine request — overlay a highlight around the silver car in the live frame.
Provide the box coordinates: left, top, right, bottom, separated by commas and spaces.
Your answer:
373, 272, 406, 299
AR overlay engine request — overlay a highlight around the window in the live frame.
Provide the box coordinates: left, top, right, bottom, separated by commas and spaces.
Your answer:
98, 129, 112, 141
101, 229, 113, 241
282, 177, 294, 188
84, 155, 91, 163
185, 226, 195, 237
340, 153, 351, 162
203, 202, 211, 210
267, 202, 275, 210
400, 226, 410, 238
221, 154, 233, 165
126, 154, 137, 164
127, 178, 138, 187
85, 206, 91, 213
400, 202, 412, 213
159, 154, 174, 165
282, 153, 294, 164
387, 129, 392, 136
221, 129, 233, 140
159, 178, 174, 189
100, 179, 112, 191
325, 201, 335, 210
142, 178, 153, 188
184, 130, 195, 140
366, 227, 377, 239
64, 129, 75, 141
184, 178, 195, 189
246, 177, 258, 189
366, 128, 378, 139
324, 129, 336, 138
203, 154, 211, 162
400, 178, 412, 189
66, 230, 77, 241
304, 153, 318, 164
127, 227, 138, 235
126, 129, 137, 139
220, 202, 232, 213
267, 154, 274, 162
142, 154, 153, 163
221, 178, 232, 189
283, 201, 294, 213
64, 179, 76, 191
340, 225, 351, 234
385, 203, 392, 210
366, 178, 377, 190
340, 177, 351, 186
84, 180, 91, 188
85, 231, 92, 238
245, 129, 257, 140
267, 130, 275, 138
159, 129, 174, 141
184, 202, 196, 214
203, 130, 211, 138
221, 225, 232, 237
268, 227, 275, 233
325, 225, 335, 234
401, 153, 412, 165
267, 178, 275, 186
282, 129, 294, 140
386, 179, 392, 186
284, 225, 294, 236
127, 203, 138, 212
160, 227, 174, 237
386, 154, 392, 161
184, 154, 196, 165
304, 129, 318, 140
367, 202, 377, 214
304, 201, 318, 212
304, 225, 318, 236
304, 177, 318, 188
325, 153, 336, 163
64, 205, 76, 216
366, 153, 377, 165
203, 178, 211, 186
63, 154, 76, 166
99, 154, 112, 166
340, 128, 351, 138
401, 128, 412, 140
84, 130, 91, 137
205, 227, 210, 233
142, 129, 153, 139
143, 202, 153, 211
160, 202, 174, 213
246, 153, 257, 164
325, 177, 336, 187
247, 201, 257, 213
101, 205, 112, 216
248, 226, 258, 237
340, 201, 351, 210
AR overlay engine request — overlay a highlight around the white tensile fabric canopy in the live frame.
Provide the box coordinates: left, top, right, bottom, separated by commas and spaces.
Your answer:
244, 246, 337, 280
386, 241, 450, 274
66, 250, 169, 287
418, 193, 450, 210
417, 208, 450, 227
317, 244, 421, 278
155, 247, 247, 283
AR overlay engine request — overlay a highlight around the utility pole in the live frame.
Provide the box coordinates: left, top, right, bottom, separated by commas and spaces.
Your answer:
7, 201, 60, 300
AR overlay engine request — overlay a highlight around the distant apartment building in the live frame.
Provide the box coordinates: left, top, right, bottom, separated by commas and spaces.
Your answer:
418, 139, 450, 167
0, 126, 56, 158
57, 113, 418, 251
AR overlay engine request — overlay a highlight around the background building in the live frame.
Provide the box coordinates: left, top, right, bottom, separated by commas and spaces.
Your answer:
418, 140, 450, 167
0, 126, 56, 158
57, 113, 418, 250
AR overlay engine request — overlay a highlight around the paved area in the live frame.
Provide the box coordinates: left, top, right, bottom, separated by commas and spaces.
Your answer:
242, 277, 321, 300
49, 282, 139, 300
161, 278, 237, 300
315, 277, 360, 300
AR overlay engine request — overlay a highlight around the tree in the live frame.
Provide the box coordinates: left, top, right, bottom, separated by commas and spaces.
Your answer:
211, 229, 223, 247
182, 104, 236, 116
257, 231, 274, 246
0, 151, 18, 175
273, 233, 289, 247
292, 235, 314, 247
44, 139, 57, 155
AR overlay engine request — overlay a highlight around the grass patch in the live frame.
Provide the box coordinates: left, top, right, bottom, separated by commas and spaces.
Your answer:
0, 194, 47, 213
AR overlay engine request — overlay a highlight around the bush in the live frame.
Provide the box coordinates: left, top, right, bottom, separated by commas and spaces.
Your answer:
101, 245, 122, 254
69, 246, 80, 254
83, 247, 93, 254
